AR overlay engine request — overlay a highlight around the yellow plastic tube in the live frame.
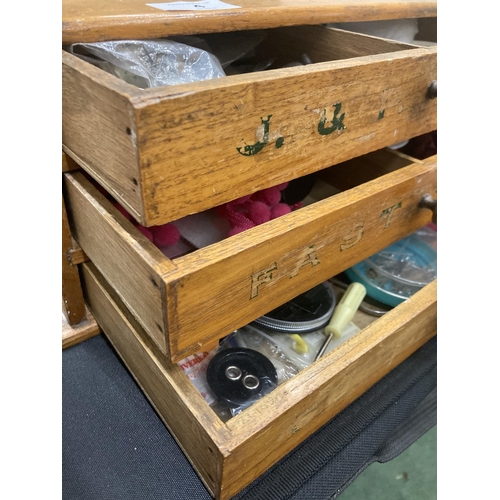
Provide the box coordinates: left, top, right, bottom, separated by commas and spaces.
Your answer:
325, 282, 367, 339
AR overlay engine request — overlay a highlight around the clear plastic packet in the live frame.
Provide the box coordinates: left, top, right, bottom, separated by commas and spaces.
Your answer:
237, 323, 361, 372
179, 320, 361, 419
344, 227, 437, 307
67, 38, 226, 88
230, 326, 303, 383
413, 224, 437, 251
177, 350, 217, 405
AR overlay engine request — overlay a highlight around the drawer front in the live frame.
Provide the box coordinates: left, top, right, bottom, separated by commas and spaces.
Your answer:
80, 260, 437, 500
64, 154, 436, 362
165, 159, 436, 361
63, 26, 437, 226
62, 1, 437, 44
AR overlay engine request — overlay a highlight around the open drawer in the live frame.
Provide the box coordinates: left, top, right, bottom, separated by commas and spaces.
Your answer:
80, 259, 437, 500
62, 25, 437, 226
63, 148, 437, 362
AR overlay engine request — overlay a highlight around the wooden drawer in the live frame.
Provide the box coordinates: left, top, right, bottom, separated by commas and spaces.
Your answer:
80, 259, 437, 500
63, 149, 436, 362
62, 1, 437, 44
62, 25, 437, 227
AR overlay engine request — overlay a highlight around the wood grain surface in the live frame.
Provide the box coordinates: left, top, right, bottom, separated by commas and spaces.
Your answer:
81, 256, 436, 499
136, 46, 437, 226
63, 154, 436, 362
62, 196, 86, 325
163, 157, 436, 360
80, 262, 231, 497
219, 280, 437, 499
62, 54, 145, 222
62, 306, 100, 349
64, 172, 175, 354
62, 0, 437, 44
62, 151, 80, 172
63, 26, 436, 226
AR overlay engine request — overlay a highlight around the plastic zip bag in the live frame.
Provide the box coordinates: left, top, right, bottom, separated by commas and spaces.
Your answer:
67, 38, 226, 88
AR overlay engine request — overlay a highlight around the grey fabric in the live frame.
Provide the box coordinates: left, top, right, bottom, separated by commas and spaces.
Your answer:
63, 335, 436, 500
62, 335, 210, 500
374, 387, 437, 464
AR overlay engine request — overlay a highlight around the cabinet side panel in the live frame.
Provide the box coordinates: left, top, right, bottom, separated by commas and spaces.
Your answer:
80, 263, 230, 498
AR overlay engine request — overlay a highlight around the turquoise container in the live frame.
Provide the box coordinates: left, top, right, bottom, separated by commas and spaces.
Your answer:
344, 229, 437, 307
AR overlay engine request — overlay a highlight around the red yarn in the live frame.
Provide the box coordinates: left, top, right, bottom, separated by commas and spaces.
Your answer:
137, 225, 154, 242
112, 200, 180, 247
228, 224, 254, 236
220, 182, 298, 237
270, 203, 291, 219
223, 203, 255, 230
274, 182, 289, 191
152, 224, 181, 247
251, 186, 281, 207
215, 205, 229, 218
232, 194, 252, 204
248, 200, 271, 224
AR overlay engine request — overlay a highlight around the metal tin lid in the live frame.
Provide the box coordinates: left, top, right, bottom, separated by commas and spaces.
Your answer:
252, 281, 336, 333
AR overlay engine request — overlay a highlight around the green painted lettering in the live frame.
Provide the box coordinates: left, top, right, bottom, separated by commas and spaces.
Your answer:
237, 115, 272, 156
379, 202, 402, 228
318, 103, 346, 136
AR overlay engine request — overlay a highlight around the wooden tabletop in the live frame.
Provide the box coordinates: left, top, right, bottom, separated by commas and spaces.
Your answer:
62, 0, 437, 44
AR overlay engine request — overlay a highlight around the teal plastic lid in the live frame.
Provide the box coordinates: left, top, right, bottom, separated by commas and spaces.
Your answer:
344, 229, 437, 307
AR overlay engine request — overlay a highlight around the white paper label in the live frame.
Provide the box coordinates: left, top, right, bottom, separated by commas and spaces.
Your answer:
146, 0, 241, 11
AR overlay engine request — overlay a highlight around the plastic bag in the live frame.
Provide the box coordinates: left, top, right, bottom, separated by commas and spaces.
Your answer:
67, 39, 226, 88
178, 319, 362, 420
237, 323, 361, 371
177, 350, 218, 405
230, 326, 304, 384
